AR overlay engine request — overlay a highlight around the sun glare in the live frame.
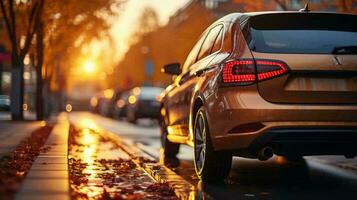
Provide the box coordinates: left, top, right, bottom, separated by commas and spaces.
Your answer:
83, 60, 96, 74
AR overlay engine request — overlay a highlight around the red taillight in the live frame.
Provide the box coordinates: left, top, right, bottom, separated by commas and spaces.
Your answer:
256, 60, 288, 81
222, 59, 288, 84
223, 60, 255, 83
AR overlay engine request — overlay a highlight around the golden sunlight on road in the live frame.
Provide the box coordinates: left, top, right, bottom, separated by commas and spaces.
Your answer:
78, 128, 103, 198
78, 118, 99, 132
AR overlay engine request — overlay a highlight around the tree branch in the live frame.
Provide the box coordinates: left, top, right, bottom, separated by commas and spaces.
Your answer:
20, 0, 44, 60
0, 0, 17, 54
8, 0, 19, 55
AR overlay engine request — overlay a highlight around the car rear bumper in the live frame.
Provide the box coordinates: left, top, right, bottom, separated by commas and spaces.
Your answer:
251, 127, 357, 156
213, 125, 357, 156
206, 87, 357, 156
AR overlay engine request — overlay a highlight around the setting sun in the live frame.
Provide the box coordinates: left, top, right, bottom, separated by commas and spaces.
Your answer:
83, 60, 96, 74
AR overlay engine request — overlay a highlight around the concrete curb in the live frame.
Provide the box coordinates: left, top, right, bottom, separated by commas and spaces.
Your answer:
15, 114, 70, 200
103, 129, 213, 200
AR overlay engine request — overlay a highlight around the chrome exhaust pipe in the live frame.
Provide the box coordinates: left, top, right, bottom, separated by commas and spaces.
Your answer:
258, 147, 274, 161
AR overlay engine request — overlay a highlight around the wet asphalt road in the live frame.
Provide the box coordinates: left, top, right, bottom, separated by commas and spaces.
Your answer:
68, 112, 357, 200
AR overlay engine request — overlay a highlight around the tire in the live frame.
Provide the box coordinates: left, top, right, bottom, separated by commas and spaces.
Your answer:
127, 109, 137, 124
159, 108, 180, 167
194, 107, 232, 182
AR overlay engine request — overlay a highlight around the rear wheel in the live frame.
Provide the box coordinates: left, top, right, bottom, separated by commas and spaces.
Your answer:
127, 109, 137, 124
159, 109, 180, 167
194, 107, 232, 182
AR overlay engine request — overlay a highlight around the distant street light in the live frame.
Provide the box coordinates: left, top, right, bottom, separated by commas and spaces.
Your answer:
66, 104, 73, 112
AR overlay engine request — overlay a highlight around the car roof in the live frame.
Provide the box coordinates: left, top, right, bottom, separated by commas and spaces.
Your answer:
218, 11, 357, 23
246, 10, 357, 17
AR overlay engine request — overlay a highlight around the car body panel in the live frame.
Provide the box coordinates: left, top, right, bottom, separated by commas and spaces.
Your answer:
161, 11, 357, 158
206, 86, 357, 150
252, 52, 357, 104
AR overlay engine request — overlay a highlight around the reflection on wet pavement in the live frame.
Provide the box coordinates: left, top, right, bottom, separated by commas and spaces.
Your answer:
172, 156, 357, 200
68, 119, 177, 199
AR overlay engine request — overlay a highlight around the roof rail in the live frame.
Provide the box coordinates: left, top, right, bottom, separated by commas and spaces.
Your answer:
299, 3, 310, 12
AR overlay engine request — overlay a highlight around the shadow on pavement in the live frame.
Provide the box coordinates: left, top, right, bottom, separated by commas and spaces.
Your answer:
173, 156, 357, 200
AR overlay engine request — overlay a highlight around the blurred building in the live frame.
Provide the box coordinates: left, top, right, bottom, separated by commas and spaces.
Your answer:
113, 0, 237, 89
113, 1, 214, 89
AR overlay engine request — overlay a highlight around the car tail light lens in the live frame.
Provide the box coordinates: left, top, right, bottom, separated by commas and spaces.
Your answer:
222, 60, 256, 83
222, 59, 288, 84
256, 60, 288, 81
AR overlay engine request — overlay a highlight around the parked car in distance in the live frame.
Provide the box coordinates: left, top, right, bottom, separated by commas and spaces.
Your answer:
101, 89, 123, 118
114, 90, 130, 119
126, 86, 164, 123
90, 92, 104, 113
98, 89, 115, 116
0, 95, 10, 111
90, 89, 115, 116
159, 11, 357, 182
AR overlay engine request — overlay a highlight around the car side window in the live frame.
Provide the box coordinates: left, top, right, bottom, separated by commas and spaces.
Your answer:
181, 33, 207, 73
197, 24, 223, 61
211, 27, 223, 53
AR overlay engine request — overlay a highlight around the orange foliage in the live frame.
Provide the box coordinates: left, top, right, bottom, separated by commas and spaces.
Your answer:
233, 0, 266, 11
114, 2, 215, 89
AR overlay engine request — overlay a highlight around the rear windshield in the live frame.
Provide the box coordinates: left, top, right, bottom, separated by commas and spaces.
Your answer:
247, 13, 357, 54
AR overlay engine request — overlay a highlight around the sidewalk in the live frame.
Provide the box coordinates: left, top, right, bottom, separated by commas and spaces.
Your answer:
0, 121, 44, 157
15, 114, 70, 200
11, 113, 181, 199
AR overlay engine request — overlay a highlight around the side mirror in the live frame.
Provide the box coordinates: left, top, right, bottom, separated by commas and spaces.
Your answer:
162, 63, 181, 75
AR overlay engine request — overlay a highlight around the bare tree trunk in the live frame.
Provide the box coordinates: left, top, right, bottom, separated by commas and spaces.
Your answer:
43, 81, 50, 117
1, 0, 25, 120
55, 54, 63, 112
1, 0, 44, 120
36, 21, 44, 120
11, 58, 24, 120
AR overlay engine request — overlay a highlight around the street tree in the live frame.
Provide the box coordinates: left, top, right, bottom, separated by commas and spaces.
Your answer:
0, 0, 122, 120
41, 0, 122, 113
0, 0, 44, 120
